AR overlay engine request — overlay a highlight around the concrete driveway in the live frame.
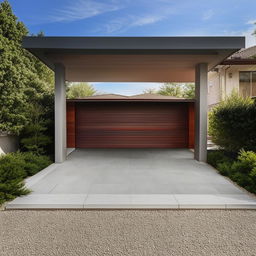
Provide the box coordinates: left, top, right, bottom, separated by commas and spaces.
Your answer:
6, 149, 256, 209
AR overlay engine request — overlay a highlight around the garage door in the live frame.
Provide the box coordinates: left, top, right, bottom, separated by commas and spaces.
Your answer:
75, 102, 189, 148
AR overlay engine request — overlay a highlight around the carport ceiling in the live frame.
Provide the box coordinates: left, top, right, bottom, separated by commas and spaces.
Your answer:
23, 36, 245, 82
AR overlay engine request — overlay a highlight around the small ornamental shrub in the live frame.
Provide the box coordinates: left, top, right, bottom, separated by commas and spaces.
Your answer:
207, 150, 233, 168
209, 93, 256, 153
0, 152, 51, 204
0, 153, 29, 204
208, 149, 256, 194
22, 152, 51, 176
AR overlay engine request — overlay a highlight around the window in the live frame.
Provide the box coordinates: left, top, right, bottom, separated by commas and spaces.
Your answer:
239, 71, 256, 98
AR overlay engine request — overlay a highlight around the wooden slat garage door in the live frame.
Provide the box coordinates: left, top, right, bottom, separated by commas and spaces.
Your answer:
75, 102, 189, 148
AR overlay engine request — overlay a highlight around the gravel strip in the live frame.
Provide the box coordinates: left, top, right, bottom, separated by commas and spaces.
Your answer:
1, 210, 256, 256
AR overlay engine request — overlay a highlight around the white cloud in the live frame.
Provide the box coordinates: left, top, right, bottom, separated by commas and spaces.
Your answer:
131, 15, 165, 26
239, 20, 256, 47
104, 17, 128, 33
247, 20, 256, 25
243, 27, 256, 48
202, 9, 214, 21
104, 12, 169, 33
49, 0, 123, 23
101, 1, 176, 34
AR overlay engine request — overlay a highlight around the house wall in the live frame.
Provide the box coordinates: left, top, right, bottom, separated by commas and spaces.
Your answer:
208, 71, 221, 108
208, 64, 256, 108
0, 134, 19, 155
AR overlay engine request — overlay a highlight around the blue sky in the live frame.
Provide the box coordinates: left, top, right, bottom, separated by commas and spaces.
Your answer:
7, 0, 256, 95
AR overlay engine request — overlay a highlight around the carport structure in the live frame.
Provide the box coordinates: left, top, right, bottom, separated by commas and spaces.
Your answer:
23, 36, 245, 163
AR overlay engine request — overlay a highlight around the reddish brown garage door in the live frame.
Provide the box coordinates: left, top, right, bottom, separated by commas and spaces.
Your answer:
73, 102, 191, 148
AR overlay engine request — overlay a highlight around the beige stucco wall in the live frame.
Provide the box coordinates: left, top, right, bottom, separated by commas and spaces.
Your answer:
0, 134, 19, 155
208, 71, 221, 107
208, 65, 256, 108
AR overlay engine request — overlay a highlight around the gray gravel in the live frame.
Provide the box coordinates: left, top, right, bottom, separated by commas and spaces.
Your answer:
1, 210, 256, 256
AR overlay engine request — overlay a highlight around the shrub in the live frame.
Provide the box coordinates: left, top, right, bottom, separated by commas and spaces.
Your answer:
214, 150, 256, 194
0, 153, 29, 204
22, 152, 51, 176
209, 92, 256, 153
217, 161, 232, 176
0, 152, 51, 204
207, 150, 232, 168
20, 104, 52, 155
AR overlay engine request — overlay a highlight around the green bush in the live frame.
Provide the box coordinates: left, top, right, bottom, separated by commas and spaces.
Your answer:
0, 153, 29, 204
207, 150, 233, 168
212, 150, 256, 194
0, 152, 51, 204
22, 152, 51, 176
209, 93, 256, 152
20, 104, 52, 155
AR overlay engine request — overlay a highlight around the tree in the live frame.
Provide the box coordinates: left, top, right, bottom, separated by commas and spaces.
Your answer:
0, 0, 29, 134
20, 103, 51, 155
158, 83, 183, 97
67, 82, 97, 99
0, 1, 54, 135
143, 88, 158, 94
20, 104, 52, 155
182, 83, 195, 98
144, 83, 195, 98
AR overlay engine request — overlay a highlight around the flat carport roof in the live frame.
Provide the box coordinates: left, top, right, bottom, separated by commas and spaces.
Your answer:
22, 36, 245, 82
22, 36, 245, 163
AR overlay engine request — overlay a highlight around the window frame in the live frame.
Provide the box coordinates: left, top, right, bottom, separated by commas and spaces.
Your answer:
239, 71, 256, 98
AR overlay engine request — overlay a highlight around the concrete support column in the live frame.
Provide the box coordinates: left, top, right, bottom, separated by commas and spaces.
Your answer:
194, 63, 208, 162
54, 63, 66, 163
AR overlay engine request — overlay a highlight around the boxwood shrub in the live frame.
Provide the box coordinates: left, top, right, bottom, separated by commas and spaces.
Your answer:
209, 93, 256, 153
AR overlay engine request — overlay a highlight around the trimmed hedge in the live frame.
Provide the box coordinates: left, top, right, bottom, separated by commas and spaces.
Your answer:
209, 93, 256, 153
0, 152, 51, 204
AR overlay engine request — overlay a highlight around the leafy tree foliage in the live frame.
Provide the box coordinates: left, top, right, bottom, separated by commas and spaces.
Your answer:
20, 104, 52, 155
67, 82, 97, 99
144, 83, 195, 98
182, 83, 195, 98
0, 0, 54, 135
158, 83, 183, 97
143, 88, 158, 94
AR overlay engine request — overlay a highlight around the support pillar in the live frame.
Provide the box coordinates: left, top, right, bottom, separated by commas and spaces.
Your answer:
54, 63, 66, 163
194, 63, 208, 162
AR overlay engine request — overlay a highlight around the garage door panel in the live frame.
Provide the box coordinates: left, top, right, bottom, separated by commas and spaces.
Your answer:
75, 102, 188, 148
77, 137, 187, 148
